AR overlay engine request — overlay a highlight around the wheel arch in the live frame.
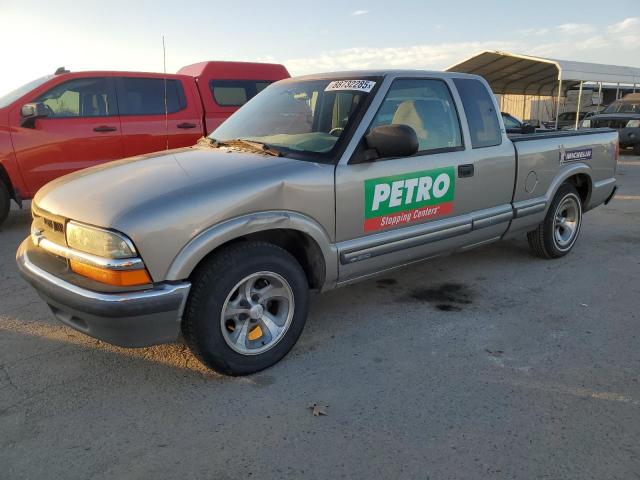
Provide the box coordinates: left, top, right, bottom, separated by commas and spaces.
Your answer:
0, 163, 15, 199
544, 164, 592, 213
165, 211, 338, 291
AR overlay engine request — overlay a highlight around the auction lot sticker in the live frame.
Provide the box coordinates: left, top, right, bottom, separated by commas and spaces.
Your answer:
364, 167, 455, 232
325, 80, 376, 92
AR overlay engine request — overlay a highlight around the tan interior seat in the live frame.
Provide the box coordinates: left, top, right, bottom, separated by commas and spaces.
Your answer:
391, 99, 453, 150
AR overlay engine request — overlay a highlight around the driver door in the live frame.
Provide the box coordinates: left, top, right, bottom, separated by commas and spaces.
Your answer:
9, 76, 123, 196
334, 77, 515, 282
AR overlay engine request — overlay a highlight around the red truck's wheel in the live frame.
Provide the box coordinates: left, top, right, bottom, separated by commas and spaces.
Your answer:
527, 184, 582, 259
182, 241, 309, 376
0, 182, 10, 227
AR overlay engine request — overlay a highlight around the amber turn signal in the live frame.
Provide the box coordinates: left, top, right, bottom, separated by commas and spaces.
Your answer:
70, 260, 152, 286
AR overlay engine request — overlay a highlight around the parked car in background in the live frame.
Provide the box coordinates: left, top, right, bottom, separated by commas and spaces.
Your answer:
501, 112, 535, 134
0, 61, 290, 225
17, 70, 618, 375
582, 93, 640, 155
542, 111, 589, 130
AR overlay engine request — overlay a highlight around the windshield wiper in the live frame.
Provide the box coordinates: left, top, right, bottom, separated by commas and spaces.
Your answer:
197, 137, 283, 157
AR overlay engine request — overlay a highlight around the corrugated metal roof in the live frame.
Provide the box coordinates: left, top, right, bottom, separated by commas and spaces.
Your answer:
446, 51, 640, 96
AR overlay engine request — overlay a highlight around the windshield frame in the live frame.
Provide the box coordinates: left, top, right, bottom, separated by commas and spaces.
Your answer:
602, 100, 640, 115
0, 75, 54, 109
208, 75, 383, 164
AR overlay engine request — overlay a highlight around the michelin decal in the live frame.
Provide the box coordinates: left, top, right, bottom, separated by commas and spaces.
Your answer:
559, 146, 592, 164
364, 167, 455, 232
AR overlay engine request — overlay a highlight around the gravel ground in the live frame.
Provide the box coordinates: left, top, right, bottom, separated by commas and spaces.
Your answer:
1, 154, 639, 479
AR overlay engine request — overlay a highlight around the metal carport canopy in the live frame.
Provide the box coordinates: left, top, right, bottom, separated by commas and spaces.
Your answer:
446, 50, 640, 96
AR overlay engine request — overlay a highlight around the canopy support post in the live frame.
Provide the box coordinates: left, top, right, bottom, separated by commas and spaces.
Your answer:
574, 81, 584, 130
554, 77, 562, 130
522, 94, 527, 120
597, 82, 603, 112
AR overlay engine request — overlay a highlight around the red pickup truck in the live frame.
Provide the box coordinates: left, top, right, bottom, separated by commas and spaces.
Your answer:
0, 61, 289, 225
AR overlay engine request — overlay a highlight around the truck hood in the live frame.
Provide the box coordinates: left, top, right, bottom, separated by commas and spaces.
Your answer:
33, 144, 336, 281
34, 145, 321, 227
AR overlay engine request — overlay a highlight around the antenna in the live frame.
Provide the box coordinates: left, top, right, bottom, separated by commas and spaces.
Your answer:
163, 35, 169, 150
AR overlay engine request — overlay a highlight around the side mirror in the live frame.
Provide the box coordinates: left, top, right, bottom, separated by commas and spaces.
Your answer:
521, 122, 536, 134
363, 124, 419, 160
20, 102, 49, 128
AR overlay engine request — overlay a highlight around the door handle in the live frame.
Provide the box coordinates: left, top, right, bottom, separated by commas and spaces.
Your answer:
458, 164, 474, 178
177, 122, 197, 129
93, 125, 117, 132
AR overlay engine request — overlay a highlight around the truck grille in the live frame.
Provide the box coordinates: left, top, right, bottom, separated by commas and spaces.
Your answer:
32, 205, 67, 246
42, 217, 64, 233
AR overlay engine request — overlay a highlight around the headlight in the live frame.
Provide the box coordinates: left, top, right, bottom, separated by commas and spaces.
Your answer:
626, 120, 640, 128
66, 221, 136, 259
581, 119, 591, 128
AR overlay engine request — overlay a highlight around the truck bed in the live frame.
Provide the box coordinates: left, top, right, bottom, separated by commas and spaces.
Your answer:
507, 127, 618, 234
507, 127, 614, 142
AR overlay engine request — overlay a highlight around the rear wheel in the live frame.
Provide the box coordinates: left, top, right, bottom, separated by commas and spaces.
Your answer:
0, 181, 10, 227
527, 183, 582, 259
633, 143, 640, 156
182, 241, 309, 376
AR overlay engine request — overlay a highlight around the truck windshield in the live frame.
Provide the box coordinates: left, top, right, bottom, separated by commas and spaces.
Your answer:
602, 100, 640, 114
209, 78, 379, 160
0, 75, 53, 109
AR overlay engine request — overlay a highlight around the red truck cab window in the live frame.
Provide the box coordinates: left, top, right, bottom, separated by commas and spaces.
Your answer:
209, 80, 273, 107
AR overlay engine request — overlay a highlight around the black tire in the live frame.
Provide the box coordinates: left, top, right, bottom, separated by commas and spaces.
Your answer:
182, 241, 309, 376
633, 143, 640, 156
527, 183, 583, 259
0, 181, 10, 228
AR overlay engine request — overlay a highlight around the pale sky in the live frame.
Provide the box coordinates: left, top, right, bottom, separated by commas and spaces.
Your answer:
1, 0, 638, 95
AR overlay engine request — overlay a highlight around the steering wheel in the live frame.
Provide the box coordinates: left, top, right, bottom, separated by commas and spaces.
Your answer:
329, 127, 343, 137
42, 104, 55, 117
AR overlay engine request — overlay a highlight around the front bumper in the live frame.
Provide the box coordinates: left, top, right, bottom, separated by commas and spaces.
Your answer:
16, 238, 191, 347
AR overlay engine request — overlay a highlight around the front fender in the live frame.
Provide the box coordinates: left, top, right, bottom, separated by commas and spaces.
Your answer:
164, 210, 338, 289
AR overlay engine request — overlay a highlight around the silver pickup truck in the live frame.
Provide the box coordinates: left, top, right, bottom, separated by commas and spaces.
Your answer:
17, 70, 618, 375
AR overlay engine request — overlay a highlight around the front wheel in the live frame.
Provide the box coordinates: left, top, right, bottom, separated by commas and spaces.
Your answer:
527, 184, 583, 259
182, 241, 309, 376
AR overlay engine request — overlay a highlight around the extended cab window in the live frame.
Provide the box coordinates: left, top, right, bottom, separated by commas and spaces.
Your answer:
36, 77, 116, 117
453, 78, 501, 148
118, 77, 186, 115
370, 78, 463, 152
210, 80, 274, 107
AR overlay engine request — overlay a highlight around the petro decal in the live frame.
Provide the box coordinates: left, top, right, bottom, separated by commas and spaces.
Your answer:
364, 167, 455, 232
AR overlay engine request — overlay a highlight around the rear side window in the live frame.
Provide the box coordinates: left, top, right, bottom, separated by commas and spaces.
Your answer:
453, 78, 501, 148
210, 80, 274, 107
118, 77, 186, 115
36, 77, 116, 117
